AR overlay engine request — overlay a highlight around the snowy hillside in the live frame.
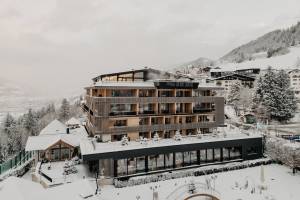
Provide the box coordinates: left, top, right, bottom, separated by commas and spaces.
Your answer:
174, 22, 300, 74
218, 45, 300, 71
221, 22, 300, 63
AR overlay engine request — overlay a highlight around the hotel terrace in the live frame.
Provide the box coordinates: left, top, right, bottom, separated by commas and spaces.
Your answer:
81, 68, 263, 179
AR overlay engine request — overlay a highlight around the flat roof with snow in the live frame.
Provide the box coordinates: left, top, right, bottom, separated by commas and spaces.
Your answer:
80, 133, 262, 160
87, 80, 223, 90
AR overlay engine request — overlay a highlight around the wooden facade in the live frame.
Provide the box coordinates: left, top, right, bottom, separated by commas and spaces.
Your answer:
37, 140, 77, 162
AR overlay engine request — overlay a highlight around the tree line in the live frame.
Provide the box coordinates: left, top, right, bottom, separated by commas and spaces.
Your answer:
0, 98, 83, 163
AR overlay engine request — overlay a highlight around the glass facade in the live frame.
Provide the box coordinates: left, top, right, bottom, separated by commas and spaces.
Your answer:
115, 146, 243, 177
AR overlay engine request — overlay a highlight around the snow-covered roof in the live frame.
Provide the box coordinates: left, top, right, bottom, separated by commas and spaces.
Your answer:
89, 80, 223, 90
39, 119, 67, 135
92, 81, 155, 88
80, 133, 262, 156
26, 126, 88, 151
209, 73, 255, 81
66, 117, 81, 125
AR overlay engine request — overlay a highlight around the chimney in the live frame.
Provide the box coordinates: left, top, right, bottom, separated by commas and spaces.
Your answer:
66, 128, 70, 134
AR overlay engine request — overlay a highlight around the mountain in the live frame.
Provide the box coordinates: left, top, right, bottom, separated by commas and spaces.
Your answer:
172, 57, 215, 76
221, 22, 300, 63
174, 22, 300, 74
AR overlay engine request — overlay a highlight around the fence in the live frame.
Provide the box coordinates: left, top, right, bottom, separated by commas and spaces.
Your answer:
0, 150, 34, 175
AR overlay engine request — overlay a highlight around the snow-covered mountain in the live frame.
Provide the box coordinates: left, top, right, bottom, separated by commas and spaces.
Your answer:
221, 22, 300, 63
174, 22, 300, 74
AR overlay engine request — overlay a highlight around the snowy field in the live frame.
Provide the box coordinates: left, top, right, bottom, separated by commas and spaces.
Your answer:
100, 164, 300, 200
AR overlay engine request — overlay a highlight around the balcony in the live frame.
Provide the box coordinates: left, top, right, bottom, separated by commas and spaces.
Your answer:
160, 110, 172, 114
193, 107, 215, 113
101, 121, 218, 134
109, 111, 137, 116
139, 110, 155, 115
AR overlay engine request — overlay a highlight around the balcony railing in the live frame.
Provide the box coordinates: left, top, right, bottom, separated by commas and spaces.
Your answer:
109, 111, 137, 116
193, 108, 215, 113
94, 122, 219, 134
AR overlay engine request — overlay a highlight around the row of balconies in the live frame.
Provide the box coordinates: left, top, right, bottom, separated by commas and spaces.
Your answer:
108, 108, 215, 117
85, 96, 218, 107
89, 89, 213, 98
94, 121, 219, 134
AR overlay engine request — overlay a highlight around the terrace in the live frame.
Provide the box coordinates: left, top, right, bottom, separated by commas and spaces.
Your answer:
80, 126, 262, 157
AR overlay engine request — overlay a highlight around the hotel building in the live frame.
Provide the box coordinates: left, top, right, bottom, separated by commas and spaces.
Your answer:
81, 68, 263, 179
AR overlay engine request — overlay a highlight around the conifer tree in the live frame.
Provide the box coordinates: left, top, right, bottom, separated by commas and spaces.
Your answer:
23, 109, 38, 136
59, 98, 70, 121
254, 67, 297, 122
227, 81, 242, 104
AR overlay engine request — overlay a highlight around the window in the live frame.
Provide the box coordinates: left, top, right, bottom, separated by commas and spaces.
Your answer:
223, 148, 230, 161
136, 157, 145, 173
61, 148, 70, 160
230, 147, 242, 159
175, 152, 183, 167
117, 159, 127, 176
207, 149, 213, 162
200, 149, 206, 162
165, 153, 173, 168
127, 158, 136, 175
214, 148, 221, 162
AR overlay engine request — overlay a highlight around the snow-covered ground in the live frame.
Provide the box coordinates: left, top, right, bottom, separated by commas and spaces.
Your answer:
37, 161, 93, 186
101, 164, 300, 200
1, 162, 298, 200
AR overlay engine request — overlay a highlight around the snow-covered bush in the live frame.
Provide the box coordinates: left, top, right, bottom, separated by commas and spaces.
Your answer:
121, 136, 129, 146
153, 132, 160, 142
174, 130, 182, 141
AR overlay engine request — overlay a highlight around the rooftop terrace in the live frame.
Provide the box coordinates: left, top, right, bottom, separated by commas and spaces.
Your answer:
80, 126, 262, 156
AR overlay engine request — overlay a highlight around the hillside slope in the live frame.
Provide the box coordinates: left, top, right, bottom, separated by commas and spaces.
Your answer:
221, 22, 300, 63
219, 45, 300, 71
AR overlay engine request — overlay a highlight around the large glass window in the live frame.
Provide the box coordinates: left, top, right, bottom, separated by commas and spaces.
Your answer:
61, 148, 70, 160
157, 154, 164, 170
127, 158, 136, 175
230, 147, 242, 159
200, 149, 206, 163
117, 159, 127, 176
214, 148, 221, 162
175, 152, 183, 168
165, 153, 173, 169
148, 154, 166, 171
223, 148, 230, 161
148, 155, 157, 171
183, 152, 191, 166
191, 151, 198, 164
207, 149, 213, 162
136, 157, 145, 173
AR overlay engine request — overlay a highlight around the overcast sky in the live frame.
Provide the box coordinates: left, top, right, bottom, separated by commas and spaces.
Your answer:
1, 0, 300, 97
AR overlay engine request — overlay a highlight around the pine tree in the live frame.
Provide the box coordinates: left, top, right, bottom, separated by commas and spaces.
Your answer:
256, 68, 297, 122
2, 113, 18, 154
227, 81, 242, 104
23, 109, 38, 136
59, 98, 70, 121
